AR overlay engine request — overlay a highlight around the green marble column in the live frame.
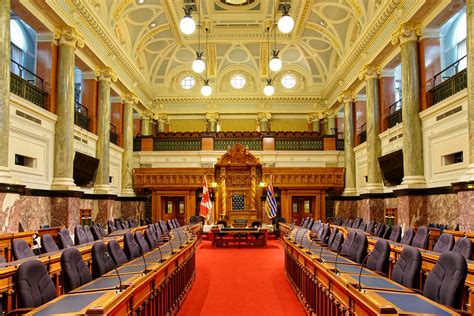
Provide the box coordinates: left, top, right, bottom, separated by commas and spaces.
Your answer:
121, 93, 137, 196
360, 66, 383, 192
466, 0, 474, 179
339, 92, 357, 195
51, 27, 84, 190
326, 113, 336, 136
392, 23, 425, 186
0, 0, 11, 183
94, 67, 116, 193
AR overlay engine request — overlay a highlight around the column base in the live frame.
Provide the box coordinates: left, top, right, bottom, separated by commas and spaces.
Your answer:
120, 189, 136, 197
459, 163, 474, 182
51, 177, 78, 191
400, 175, 426, 188
365, 183, 384, 193
342, 188, 358, 196
94, 184, 113, 194
0, 166, 13, 184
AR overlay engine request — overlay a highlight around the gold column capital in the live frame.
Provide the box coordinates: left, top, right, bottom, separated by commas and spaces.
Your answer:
391, 22, 422, 45
257, 112, 271, 122
308, 113, 321, 122
205, 112, 220, 122
122, 92, 138, 105
54, 26, 84, 48
358, 65, 381, 81
153, 113, 168, 122
337, 91, 355, 103
95, 67, 117, 83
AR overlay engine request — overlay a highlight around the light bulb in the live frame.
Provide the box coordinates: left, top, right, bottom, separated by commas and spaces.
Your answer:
278, 14, 294, 33
201, 84, 212, 96
179, 16, 196, 35
269, 56, 282, 72
264, 83, 274, 96
192, 57, 205, 73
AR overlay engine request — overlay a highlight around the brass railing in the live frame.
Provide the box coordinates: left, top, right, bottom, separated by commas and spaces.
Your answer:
386, 99, 402, 128
10, 59, 47, 108
428, 56, 467, 106
74, 101, 90, 130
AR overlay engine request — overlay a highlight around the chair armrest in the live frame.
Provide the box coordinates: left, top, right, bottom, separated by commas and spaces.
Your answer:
409, 288, 423, 295
7, 307, 34, 315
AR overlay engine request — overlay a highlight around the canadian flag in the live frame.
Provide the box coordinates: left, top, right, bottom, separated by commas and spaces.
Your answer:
200, 177, 212, 218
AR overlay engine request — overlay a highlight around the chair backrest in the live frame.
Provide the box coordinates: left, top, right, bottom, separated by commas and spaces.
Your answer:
358, 220, 366, 230
174, 218, 180, 227
367, 239, 390, 276
348, 232, 368, 263
329, 232, 344, 252
389, 225, 402, 242
90, 225, 102, 240
154, 223, 163, 241
58, 228, 74, 249
391, 246, 421, 289
320, 225, 330, 244
12, 239, 35, 260
374, 223, 386, 238
124, 232, 140, 260
352, 218, 360, 228
107, 220, 116, 233
74, 225, 89, 245
115, 219, 124, 230
341, 231, 356, 256
423, 251, 467, 309
300, 218, 308, 228
452, 237, 472, 260
432, 233, 454, 253
411, 226, 429, 249
41, 234, 59, 253
61, 248, 92, 293
91, 242, 116, 279
327, 227, 338, 247
135, 231, 150, 253
366, 221, 375, 233
84, 225, 95, 242
107, 239, 128, 266
346, 219, 353, 228
97, 224, 106, 236
400, 228, 415, 246
159, 220, 169, 234
145, 228, 158, 249
15, 260, 57, 308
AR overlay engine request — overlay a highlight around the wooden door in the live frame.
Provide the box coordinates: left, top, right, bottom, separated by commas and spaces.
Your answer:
162, 197, 186, 225
291, 196, 314, 225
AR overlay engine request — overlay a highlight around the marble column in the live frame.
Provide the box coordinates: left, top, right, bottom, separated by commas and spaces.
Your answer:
156, 114, 168, 133
51, 27, 84, 190
140, 114, 152, 136
392, 23, 425, 186
121, 93, 137, 196
359, 65, 383, 192
205, 112, 219, 132
308, 113, 321, 133
257, 112, 271, 132
465, 0, 474, 180
338, 92, 357, 195
326, 112, 337, 136
94, 67, 116, 193
0, 0, 12, 183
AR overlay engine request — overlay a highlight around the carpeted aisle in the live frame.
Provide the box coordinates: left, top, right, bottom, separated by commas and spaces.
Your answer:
178, 239, 305, 316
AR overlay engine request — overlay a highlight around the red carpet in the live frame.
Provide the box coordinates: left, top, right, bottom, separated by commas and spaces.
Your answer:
178, 240, 305, 316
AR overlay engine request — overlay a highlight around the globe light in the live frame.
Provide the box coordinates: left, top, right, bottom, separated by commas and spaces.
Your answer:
278, 14, 294, 33
192, 54, 205, 73
179, 9, 196, 35
269, 51, 282, 72
201, 81, 212, 96
263, 80, 275, 96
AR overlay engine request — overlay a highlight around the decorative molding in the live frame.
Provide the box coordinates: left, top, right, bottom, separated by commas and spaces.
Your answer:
95, 66, 118, 82
337, 91, 355, 104
391, 22, 422, 45
358, 65, 382, 81
53, 26, 84, 48
154, 95, 322, 104
262, 168, 344, 188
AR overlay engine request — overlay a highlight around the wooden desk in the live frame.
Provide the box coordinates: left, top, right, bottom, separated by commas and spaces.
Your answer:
0, 232, 35, 262
26, 227, 197, 316
210, 227, 268, 247
281, 225, 462, 315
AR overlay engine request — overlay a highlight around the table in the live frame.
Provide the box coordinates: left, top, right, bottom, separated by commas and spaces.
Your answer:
210, 227, 268, 247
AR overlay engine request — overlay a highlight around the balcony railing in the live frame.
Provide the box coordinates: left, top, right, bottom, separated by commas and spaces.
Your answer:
110, 123, 118, 145
10, 59, 47, 108
275, 138, 323, 150
428, 56, 467, 106
74, 101, 90, 131
336, 139, 344, 151
387, 99, 402, 128
358, 123, 366, 144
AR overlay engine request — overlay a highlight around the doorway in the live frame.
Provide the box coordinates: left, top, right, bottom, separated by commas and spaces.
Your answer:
162, 197, 185, 225
291, 196, 315, 225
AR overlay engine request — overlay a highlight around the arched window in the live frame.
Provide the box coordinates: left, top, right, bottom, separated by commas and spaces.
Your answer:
455, 12, 466, 71
10, 20, 27, 75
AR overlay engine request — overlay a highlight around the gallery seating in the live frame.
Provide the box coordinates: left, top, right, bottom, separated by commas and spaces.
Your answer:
91, 241, 116, 279
107, 239, 129, 266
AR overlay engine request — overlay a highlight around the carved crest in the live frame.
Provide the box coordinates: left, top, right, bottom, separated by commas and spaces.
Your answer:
217, 143, 260, 165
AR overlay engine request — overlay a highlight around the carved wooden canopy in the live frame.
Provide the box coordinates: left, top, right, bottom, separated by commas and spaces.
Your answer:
215, 143, 260, 167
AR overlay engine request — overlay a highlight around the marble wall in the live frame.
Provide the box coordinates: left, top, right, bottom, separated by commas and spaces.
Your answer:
0, 192, 145, 234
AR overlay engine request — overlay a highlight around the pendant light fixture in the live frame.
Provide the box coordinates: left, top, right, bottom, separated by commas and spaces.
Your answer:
192, 10, 205, 73
264, 79, 275, 96
201, 27, 212, 96
179, 6, 196, 35
277, 3, 294, 34
269, 21, 282, 72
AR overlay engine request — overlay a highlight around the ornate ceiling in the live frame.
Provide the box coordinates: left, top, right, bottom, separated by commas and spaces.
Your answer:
77, 0, 381, 113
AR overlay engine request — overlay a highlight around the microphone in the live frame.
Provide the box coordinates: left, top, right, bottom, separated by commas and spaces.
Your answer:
356, 251, 373, 291
317, 243, 326, 263
333, 242, 346, 275
299, 229, 306, 246
305, 239, 316, 255
134, 241, 150, 275
103, 251, 123, 292
156, 244, 165, 263
168, 237, 176, 254
293, 226, 303, 244
177, 230, 184, 248
453, 236, 467, 253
